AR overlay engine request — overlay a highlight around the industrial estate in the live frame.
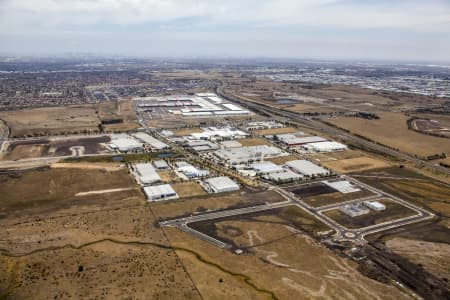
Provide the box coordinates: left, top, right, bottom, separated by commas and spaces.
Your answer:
0, 58, 449, 300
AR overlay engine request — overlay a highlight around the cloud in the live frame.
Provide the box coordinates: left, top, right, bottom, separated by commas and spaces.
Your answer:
1, 0, 450, 61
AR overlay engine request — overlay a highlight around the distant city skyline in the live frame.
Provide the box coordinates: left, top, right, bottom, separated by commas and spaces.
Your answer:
1, 0, 450, 62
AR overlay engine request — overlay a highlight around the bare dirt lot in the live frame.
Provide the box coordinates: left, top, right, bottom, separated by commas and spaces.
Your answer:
328, 112, 450, 158
323, 199, 417, 229
0, 105, 100, 137
237, 137, 269, 146
1, 136, 111, 160
322, 156, 391, 173
96, 99, 140, 131
171, 181, 207, 198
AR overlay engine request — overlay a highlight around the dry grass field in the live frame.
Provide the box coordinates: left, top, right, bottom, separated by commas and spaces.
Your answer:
158, 170, 180, 183
237, 137, 268, 146
265, 154, 299, 165
386, 238, 450, 281
96, 99, 140, 131
322, 156, 391, 173
0, 165, 141, 220
0, 164, 202, 299
173, 128, 204, 137
171, 182, 207, 198
253, 127, 299, 135
0, 105, 99, 137
329, 112, 450, 157
151, 190, 284, 220
163, 217, 412, 299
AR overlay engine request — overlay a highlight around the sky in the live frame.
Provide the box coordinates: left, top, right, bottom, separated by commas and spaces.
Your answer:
1, 0, 450, 62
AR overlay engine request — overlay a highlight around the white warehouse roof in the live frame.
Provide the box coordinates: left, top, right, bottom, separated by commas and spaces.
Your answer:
278, 135, 327, 146
111, 137, 143, 152
303, 141, 347, 152
143, 184, 178, 201
204, 176, 240, 193
322, 180, 360, 194
263, 170, 303, 182
135, 163, 161, 184
133, 132, 168, 150
251, 162, 284, 174
285, 160, 330, 176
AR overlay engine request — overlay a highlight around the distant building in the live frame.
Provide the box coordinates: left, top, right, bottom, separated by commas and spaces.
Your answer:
322, 180, 360, 194
153, 160, 170, 170
176, 161, 210, 178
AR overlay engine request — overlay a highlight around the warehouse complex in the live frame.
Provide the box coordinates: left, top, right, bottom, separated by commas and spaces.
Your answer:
214, 145, 286, 165
135, 93, 252, 117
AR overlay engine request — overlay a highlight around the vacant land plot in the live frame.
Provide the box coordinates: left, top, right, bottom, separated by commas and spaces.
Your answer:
0, 166, 142, 220
237, 138, 268, 146
173, 128, 204, 137
253, 127, 299, 135
0, 105, 100, 137
158, 170, 180, 183
329, 112, 450, 157
97, 99, 140, 131
356, 168, 450, 217
323, 199, 417, 229
322, 156, 390, 173
265, 154, 299, 165
151, 190, 284, 220
386, 238, 450, 281
0, 201, 199, 299
1, 136, 111, 160
164, 216, 411, 299
171, 182, 207, 198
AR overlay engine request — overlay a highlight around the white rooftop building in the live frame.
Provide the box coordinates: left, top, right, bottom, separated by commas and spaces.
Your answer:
303, 141, 347, 152
176, 161, 210, 178
263, 170, 303, 183
133, 132, 168, 150
143, 184, 179, 201
110, 136, 143, 153
251, 162, 284, 174
214, 145, 286, 164
203, 176, 240, 193
191, 126, 249, 141
135, 163, 161, 185
285, 160, 330, 177
322, 180, 360, 194
364, 201, 386, 211
277, 135, 327, 146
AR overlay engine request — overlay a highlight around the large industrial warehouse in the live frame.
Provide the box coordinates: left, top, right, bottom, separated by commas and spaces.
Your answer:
110, 135, 143, 153
133, 132, 168, 150
143, 184, 179, 201
285, 160, 331, 177
134, 163, 161, 185
214, 145, 286, 164
203, 176, 240, 193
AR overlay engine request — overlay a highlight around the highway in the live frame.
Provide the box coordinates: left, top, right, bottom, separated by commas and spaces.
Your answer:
216, 85, 450, 176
